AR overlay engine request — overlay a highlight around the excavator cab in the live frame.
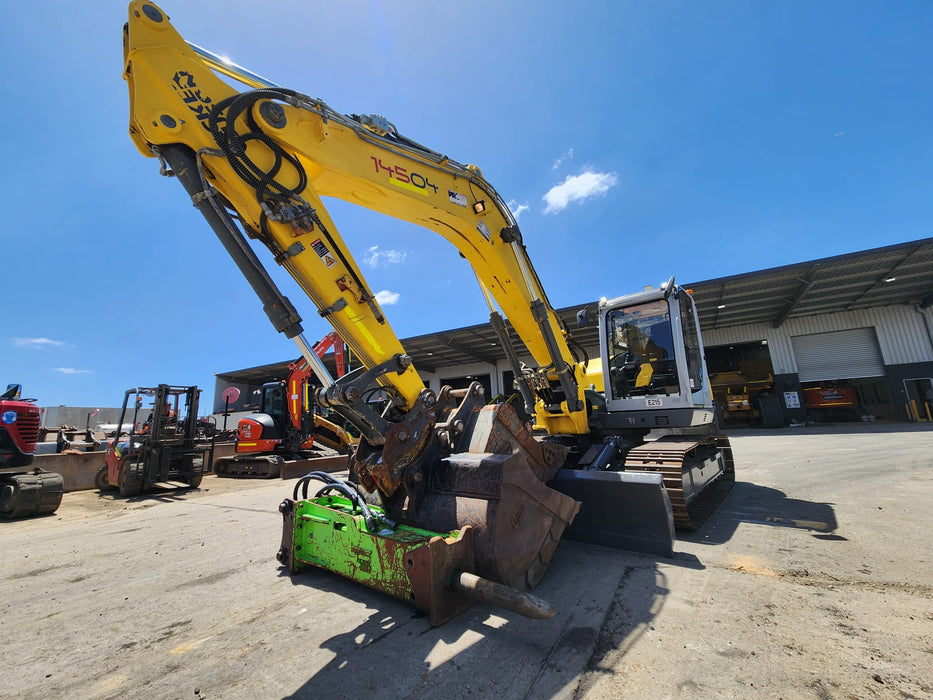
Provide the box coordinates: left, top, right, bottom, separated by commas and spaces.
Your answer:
260, 382, 290, 436
595, 281, 715, 429
550, 281, 732, 552
606, 302, 679, 397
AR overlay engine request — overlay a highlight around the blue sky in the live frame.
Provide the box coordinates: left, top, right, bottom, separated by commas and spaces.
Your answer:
3, 1, 931, 412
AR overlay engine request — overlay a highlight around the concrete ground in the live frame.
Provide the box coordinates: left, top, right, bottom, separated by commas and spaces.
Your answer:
1, 424, 930, 699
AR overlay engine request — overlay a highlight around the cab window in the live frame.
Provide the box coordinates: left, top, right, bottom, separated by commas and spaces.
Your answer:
679, 293, 704, 393
606, 301, 680, 399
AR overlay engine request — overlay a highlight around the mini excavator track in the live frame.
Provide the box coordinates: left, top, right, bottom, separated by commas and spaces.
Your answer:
625, 435, 735, 530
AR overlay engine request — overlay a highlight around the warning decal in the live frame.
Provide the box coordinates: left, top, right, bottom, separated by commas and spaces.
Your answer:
312, 239, 337, 268
477, 220, 492, 241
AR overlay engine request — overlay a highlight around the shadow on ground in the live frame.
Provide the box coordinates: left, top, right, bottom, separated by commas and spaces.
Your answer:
683, 481, 840, 546
279, 539, 663, 698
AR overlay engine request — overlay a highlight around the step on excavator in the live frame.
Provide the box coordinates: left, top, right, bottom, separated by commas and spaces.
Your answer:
123, 2, 734, 623
213, 332, 356, 478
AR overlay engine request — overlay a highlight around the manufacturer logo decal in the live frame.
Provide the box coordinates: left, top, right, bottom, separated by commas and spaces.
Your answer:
171, 71, 213, 131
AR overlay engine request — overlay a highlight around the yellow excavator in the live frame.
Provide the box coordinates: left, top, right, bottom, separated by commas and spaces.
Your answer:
123, 3, 733, 611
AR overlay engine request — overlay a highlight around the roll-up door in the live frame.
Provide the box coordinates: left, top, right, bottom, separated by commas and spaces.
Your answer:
791, 328, 885, 382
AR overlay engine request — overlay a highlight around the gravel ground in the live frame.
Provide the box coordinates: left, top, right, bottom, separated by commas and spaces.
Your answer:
578, 424, 932, 699
1, 423, 930, 699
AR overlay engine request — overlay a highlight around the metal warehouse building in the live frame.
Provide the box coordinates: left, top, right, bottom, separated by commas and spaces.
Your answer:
214, 238, 933, 427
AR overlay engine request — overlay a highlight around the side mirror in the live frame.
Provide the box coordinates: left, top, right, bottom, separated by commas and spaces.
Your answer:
576, 308, 591, 328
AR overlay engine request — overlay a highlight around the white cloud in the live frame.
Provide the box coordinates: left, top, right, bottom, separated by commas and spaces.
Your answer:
374, 290, 400, 305
552, 147, 575, 171
53, 368, 91, 375
543, 169, 619, 214
12, 337, 67, 348
365, 246, 407, 268
508, 199, 530, 221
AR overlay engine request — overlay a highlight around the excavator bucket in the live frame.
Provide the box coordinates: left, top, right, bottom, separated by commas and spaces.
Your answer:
413, 449, 581, 591
278, 478, 560, 625
366, 401, 581, 592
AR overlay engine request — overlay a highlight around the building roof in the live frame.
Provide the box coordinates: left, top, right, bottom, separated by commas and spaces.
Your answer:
688, 237, 933, 331
215, 359, 295, 385
403, 237, 933, 372
218, 238, 933, 380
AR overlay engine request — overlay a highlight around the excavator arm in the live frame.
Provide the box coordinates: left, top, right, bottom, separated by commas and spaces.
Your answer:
123, 1, 588, 440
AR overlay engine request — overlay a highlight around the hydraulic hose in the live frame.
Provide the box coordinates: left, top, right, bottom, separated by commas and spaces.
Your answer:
293, 471, 394, 533
314, 482, 382, 532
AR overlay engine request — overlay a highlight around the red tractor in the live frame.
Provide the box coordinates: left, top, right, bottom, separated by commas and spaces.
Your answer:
0, 384, 64, 518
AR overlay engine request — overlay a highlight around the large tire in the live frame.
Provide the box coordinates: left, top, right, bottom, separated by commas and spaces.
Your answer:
758, 395, 785, 428
118, 462, 143, 498
183, 472, 203, 489
94, 465, 112, 491
0, 472, 64, 518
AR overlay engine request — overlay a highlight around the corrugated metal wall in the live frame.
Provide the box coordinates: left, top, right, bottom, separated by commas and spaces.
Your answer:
40, 406, 130, 429
701, 304, 933, 374
791, 328, 885, 380
430, 360, 502, 395
433, 304, 932, 385
922, 306, 933, 357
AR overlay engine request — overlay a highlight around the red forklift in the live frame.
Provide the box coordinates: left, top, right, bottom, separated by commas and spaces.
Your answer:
96, 385, 212, 497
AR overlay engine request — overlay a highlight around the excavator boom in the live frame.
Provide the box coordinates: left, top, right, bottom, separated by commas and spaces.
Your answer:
124, 2, 586, 436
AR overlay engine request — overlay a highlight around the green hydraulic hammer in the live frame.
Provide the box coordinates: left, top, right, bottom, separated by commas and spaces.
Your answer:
277, 472, 556, 626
